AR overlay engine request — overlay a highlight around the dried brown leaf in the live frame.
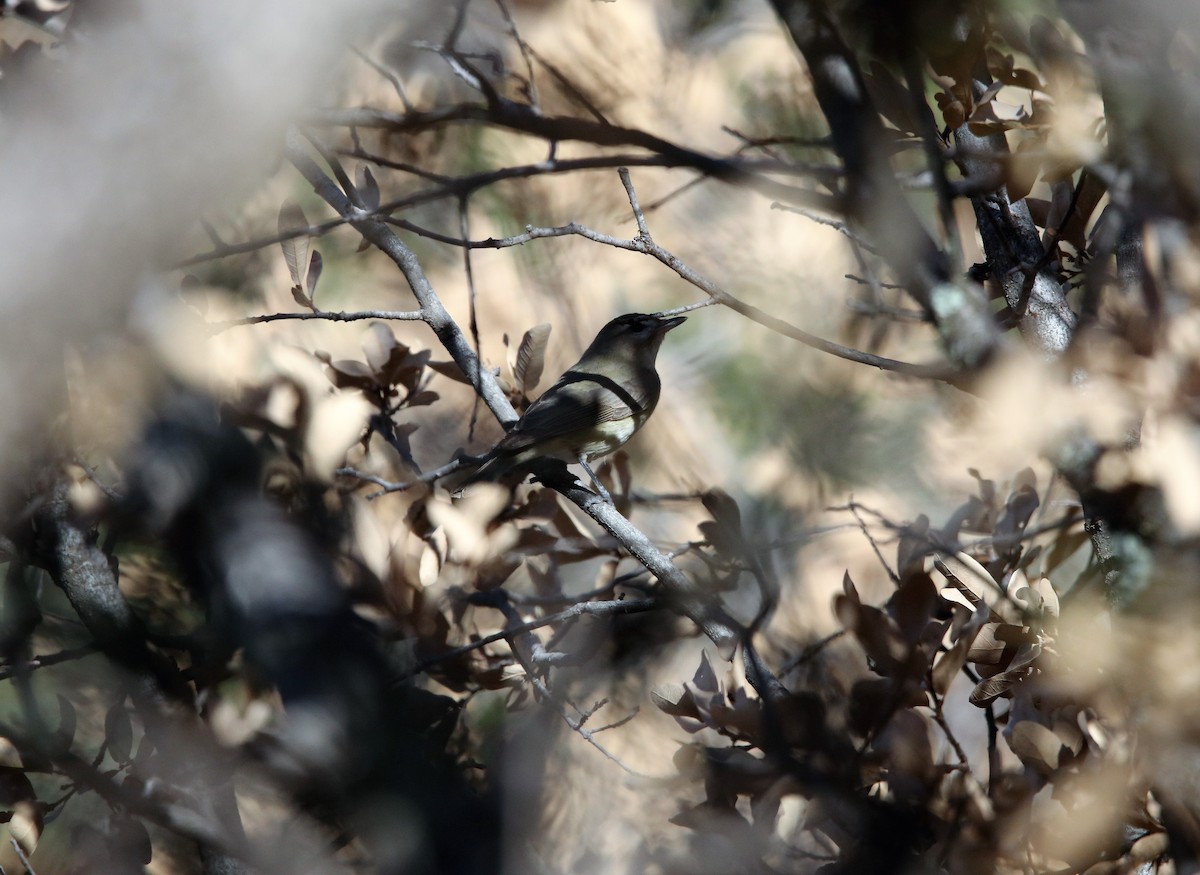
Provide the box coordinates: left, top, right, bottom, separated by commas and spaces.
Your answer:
290, 285, 313, 310
306, 250, 323, 298
514, 323, 551, 394
651, 683, 699, 718
1008, 719, 1064, 776
966, 622, 1033, 665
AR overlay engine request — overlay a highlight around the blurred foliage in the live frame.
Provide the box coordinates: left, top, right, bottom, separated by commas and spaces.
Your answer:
5, 0, 1200, 874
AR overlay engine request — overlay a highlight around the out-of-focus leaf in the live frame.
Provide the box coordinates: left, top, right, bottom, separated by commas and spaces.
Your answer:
52, 694, 76, 755
105, 703, 133, 763
986, 46, 1045, 91
966, 622, 1033, 665
932, 606, 986, 697
321, 357, 376, 390
611, 451, 633, 510
941, 495, 988, 545
1006, 137, 1045, 204
514, 323, 551, 394
0, 14, 59, 50
888, 573, 938, 644
863, 61, 919, 134
849, 678, 923, 736
995, 471, 1039, 548
278, 200, 310, 287
700, 488, 748, 562
363, 322, 399, 375
427, 360, 472, 385
405, 390, 440, 408
10, 800, 42, 856
357, 165, 381, 211
306, 250, 323, 298
1044, 525, 1089, 573
691, 652, 719, 693
1130, 833, 1170, 864
1008, 720, 1064, 776
931, 551, 1005, 619
897, 515, 930, 578
876, 709, 936, 788
0, 767, 35, 807
651, 683, 699, 718
935, 90, 966, 129
968, 666, 1029, 706
116, 815, 154, 864
1060, 172, 1108, 252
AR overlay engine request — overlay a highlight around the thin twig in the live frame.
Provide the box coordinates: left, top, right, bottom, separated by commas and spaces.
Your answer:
779, 629, 846, 675
849, 501, 900, 585
0, 645, 100, 682
208, 308, 424, 332
10, 838, 36, 875
616, 171, 955, 382
351, 46, 413, 111
398, 597, 658, 681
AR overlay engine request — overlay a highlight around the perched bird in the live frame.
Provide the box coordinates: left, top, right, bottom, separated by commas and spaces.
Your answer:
458, 312, 686, 499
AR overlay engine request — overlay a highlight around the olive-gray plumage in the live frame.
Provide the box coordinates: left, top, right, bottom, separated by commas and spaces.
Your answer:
462, 312, 686, 489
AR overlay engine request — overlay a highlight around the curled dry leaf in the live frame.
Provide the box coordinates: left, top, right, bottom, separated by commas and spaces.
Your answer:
968, 637, 1042, 706
930, 551, 1015, 622
1006, 571, 1060, 623
514, 323, 551, 395
966, 622, 1035, 666
1008, 720, 1068, 777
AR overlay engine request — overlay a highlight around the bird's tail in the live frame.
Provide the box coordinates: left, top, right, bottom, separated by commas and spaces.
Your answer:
445, 450, 521, 496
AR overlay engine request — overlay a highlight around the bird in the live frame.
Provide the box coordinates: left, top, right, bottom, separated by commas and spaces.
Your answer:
457, 312, 687, 500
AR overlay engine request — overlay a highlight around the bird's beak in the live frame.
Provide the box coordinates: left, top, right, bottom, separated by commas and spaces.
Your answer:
656, 315, 687, 333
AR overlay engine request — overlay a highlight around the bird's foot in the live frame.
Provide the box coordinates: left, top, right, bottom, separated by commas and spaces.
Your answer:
579, 458, 615, 505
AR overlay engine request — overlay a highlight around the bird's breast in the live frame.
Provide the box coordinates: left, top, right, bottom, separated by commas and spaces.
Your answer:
574, 415, 640, 461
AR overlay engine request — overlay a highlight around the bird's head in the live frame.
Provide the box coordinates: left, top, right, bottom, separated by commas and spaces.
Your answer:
582, 312, 687, 364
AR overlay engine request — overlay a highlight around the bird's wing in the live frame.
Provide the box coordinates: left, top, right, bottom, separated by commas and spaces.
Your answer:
496, 368, 653, 454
